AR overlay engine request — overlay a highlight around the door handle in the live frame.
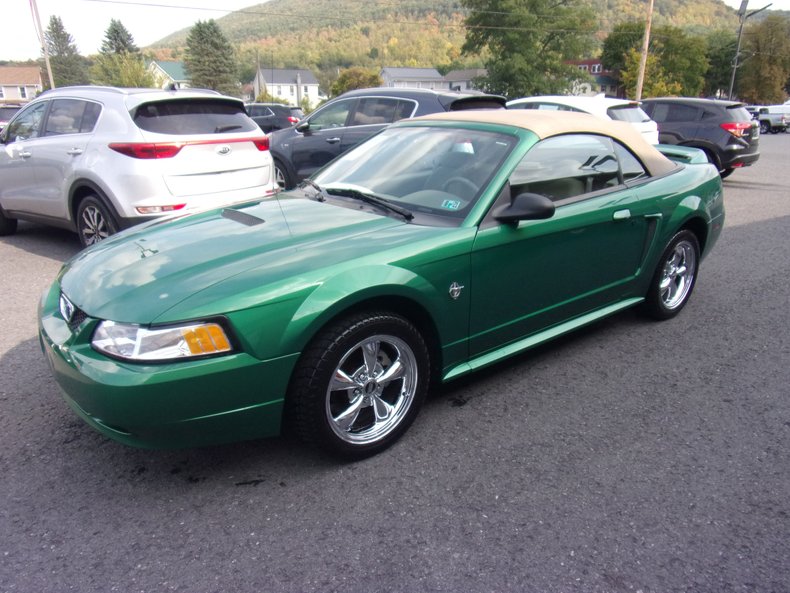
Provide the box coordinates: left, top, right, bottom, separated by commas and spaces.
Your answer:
613, 209, 631, 220
325, 137, 341, 144
66, 148, 83, 156
18, 150, 32, 158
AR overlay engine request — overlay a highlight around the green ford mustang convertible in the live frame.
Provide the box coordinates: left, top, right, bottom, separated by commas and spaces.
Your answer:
39, 110, 724, 458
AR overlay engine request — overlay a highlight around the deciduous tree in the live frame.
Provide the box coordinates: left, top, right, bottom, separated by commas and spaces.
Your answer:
601, 23, 708, 97
330, 67, 382, 96
91, 52, 154, 87
737, 14, 790, 104
702, 29, 737, 97
460, 0, 596, 97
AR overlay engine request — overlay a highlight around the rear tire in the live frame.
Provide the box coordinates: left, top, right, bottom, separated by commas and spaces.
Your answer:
0, 207, 18, 236
274, 159, 294, 190
76, 195, 118, 248
720, 168, 735, 179
287, 311, 430, 459
642, 230, 700, 320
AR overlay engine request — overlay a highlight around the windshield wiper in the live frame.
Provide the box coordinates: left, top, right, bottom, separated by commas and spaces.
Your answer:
325, 187, 413, 221
299, 179, 325, 202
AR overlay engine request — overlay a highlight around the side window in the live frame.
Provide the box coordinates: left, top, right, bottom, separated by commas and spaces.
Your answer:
536, 103, 580, 112
5, 101, 47, 142
650, 103, 700, 123
44, 99, 94, 136
509, 134, 621, 201
613, 141, 647, 181
393, 99, 416, 121
80, 102, 101, 133
350, 98, 400, 126
307, 100, 352, 131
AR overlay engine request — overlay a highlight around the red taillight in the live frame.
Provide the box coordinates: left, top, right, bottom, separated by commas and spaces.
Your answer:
110, 137, 270, 158
109, 142, 184, 159
720, 122, 751, 138
287, 116, 299, 124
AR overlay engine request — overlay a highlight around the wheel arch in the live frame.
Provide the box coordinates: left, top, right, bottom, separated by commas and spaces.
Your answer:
276, 265, 450, 388
679, 141, 722, 171
679, 215, 709, 254
68, 179, 118, 227
292, 291, 444, 386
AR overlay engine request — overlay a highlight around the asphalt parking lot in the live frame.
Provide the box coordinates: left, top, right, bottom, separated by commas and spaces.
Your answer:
1, 133, 789, 593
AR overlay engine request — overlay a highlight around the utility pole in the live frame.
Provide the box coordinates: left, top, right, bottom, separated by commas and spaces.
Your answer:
727, 0, 772, 100
634, 0, 655, 101
29, 0, 55, 89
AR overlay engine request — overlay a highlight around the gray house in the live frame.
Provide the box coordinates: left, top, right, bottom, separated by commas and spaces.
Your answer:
380, 67, 447, 90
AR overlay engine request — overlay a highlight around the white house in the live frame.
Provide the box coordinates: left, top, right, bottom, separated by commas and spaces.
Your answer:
443, 68, 487, 92
252, 68, 320, 108
0, 66, 44, 104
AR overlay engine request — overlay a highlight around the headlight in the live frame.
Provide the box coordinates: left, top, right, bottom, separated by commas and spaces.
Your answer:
91, 320, 233, 362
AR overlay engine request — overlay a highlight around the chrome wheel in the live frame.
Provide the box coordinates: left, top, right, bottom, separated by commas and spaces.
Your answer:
77, 196, 117, 248
274, 165, 286, 189
326, 334, 418, 445
81, 206, 109, 245
643, 230, 700, 320
659, 238, 697, 310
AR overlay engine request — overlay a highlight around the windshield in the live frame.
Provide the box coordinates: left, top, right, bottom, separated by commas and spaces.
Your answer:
312, 126, 515, 225
132, 99, 258, 135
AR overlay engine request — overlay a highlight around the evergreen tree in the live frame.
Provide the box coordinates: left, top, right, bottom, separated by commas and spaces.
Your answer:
184, 20, 238, 95
44, 16, 90, 87
100, 19, 139, 55
460, 0, 596, 97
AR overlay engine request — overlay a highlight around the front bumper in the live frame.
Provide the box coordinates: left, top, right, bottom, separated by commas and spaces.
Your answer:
38, 283, 298, 449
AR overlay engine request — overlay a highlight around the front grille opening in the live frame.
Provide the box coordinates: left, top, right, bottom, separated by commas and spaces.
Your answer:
68, 308, 88, 331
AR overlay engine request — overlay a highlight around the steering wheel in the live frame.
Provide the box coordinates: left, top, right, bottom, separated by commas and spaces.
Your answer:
442, 176, 479, 199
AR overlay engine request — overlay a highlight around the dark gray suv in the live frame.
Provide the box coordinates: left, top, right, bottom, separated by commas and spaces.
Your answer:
269, 87, 506, 189
640, 97, 759, 178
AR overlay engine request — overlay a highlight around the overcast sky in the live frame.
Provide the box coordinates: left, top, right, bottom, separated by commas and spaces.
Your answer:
2, 0, 788, 62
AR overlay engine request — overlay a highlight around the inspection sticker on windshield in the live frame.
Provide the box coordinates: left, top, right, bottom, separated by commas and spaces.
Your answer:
441, 200, 461, 210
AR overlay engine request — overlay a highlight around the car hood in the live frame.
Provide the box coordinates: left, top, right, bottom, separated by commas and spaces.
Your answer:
59, 195, 425, 324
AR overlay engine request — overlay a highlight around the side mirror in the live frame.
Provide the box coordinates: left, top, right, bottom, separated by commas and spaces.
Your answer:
295, 120, 310, 133
494, 192, 555, 224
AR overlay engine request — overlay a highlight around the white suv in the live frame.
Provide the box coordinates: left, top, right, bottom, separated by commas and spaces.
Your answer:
0, 86, 277, 246
507, 94, 659, 145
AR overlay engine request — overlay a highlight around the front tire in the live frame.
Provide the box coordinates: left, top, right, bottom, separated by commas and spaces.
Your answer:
287, 312, 430, 459
76, 195, 118, 248
643, 230, 700, 320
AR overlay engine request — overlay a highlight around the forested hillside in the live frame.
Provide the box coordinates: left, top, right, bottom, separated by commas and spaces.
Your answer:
149, 0, 741, 89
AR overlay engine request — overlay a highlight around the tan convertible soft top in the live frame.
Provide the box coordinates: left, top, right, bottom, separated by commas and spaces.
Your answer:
413, 109, 677, 177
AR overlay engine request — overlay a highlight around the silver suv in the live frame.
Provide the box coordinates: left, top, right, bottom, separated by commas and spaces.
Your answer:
0, 86, 277, 246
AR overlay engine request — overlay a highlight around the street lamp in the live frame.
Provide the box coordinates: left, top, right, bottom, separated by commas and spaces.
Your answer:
727, 0, 772, 100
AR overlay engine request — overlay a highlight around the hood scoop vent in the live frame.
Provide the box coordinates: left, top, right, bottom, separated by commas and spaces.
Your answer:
221, 208, 265, 226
